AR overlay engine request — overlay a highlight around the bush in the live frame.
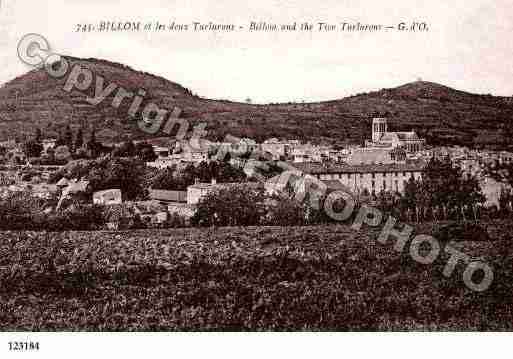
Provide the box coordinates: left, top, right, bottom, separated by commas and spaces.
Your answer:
164, 213, 187, 228
191, 185, 267, 227
0, 192, 45, 230
434, 222, 491, 242
150, 160, 248, 190
265, 196, 308, 226
50, 157, 148, 201
0, 193, 107, 231
62, 204, 106, 230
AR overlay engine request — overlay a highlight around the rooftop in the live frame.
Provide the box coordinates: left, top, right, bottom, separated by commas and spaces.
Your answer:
289, 160, 426, 175
149, 189, 187, 203
188, 181, 261, 190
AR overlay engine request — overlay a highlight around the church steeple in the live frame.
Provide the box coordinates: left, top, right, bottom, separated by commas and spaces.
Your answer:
372, 117, 387, 142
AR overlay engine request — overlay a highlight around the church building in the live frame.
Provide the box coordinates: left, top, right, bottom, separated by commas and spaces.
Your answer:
365, 117, 425, 152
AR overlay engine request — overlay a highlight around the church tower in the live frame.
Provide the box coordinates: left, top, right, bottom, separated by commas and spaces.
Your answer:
372, 117, 388, 142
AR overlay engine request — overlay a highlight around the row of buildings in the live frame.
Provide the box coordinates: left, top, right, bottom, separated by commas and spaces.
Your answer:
146, 117, 425, 168
3, 116, 513, 222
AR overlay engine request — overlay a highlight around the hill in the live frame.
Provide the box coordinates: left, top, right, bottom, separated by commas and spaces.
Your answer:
0, 56, 512, 147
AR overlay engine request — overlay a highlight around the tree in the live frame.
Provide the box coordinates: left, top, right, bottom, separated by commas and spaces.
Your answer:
400, 177, 420, 221
64, 124, 73, 150
112, 141, 136, 157
135, 142, 157, 162
23, 140, 43, 158
400, 156, 485, 222
486, 161, 513, 188
192, 160, 247, 183
54, 145, 72, 163
74, 128, 84, 150
35, 128, 42, 144
88, 157, 148, 201
191, 185, 266, 226
85, 128, 103, 158
150, 166, 178, 190
149, 160, 247, 191
40, 148, 56, 165
52, 157, 148, 201
265, 195, 308, 226
56, 125, 74, 149
498, 188, 512, 215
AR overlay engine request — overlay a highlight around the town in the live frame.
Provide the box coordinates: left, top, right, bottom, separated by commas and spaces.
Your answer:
0, 116, 511, 230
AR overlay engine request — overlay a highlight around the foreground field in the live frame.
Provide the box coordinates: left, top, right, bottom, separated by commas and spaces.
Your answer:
0, 223, 512, 331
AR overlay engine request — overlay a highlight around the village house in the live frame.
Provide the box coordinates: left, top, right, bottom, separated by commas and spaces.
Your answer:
345, 147, 407, 165
42, 138, 57, 152
0, 139, 16, 149
291, 145, 323, 163
93, 189, 122, 205
149, 189, 187, 204
152, 146, 170, 158
327, 149, 348, 163
31, 183, 58, 200
146, 156, 181, 169
261, 138, 290, 160
147, 189, 195, 222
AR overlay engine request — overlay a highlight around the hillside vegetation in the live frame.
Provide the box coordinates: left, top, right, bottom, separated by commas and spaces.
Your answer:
0, 57, 512, 147
0, 223, 512, 330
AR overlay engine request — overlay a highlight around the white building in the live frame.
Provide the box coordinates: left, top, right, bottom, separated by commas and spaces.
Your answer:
365, 117, 426, 153
293, 161, 425, 195
93, 189, 122, 205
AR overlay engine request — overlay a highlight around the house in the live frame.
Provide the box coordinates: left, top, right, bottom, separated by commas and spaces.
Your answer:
103, 203, 138, 230
132, 201, 169, 225
0, 139, 16, 149
153, 146, 170, 158
265, 172, 354, 198
265, 172, 303, 196
480, 176, 511, 208
65, 179, 90, 194
56, 177, 69, 188
149, 189, 187, 204
31, 183, 58, 200
148, 189, 195, 221
42, 138, 57, 152
93, 189, 122, 205
291, 145, 323, 163
261, 138, 287, 160
499, 151, 513, 165
146, 157, 179, 169
56, 179, 90, 209
346, 146, 407, 165
167, 203, 196, 222
328, 150, 347, 163
176, 139, 211, 163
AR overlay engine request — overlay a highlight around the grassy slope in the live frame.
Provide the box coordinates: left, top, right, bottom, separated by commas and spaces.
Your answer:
0, 223, 511, 331
0, 57, 512, 145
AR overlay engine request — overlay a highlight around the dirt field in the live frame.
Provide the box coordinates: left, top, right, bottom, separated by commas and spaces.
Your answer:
0, 223, 511, 330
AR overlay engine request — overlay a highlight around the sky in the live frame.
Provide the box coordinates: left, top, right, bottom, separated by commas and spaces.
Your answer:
0, 0, 512, 103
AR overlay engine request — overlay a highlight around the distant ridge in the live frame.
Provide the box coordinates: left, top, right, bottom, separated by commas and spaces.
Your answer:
0, 56, 512, 148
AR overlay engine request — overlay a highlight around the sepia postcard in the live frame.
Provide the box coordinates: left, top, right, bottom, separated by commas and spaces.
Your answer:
0, 0, 512, 357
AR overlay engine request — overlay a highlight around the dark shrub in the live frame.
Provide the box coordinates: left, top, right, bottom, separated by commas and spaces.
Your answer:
434, 222, 491, 242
